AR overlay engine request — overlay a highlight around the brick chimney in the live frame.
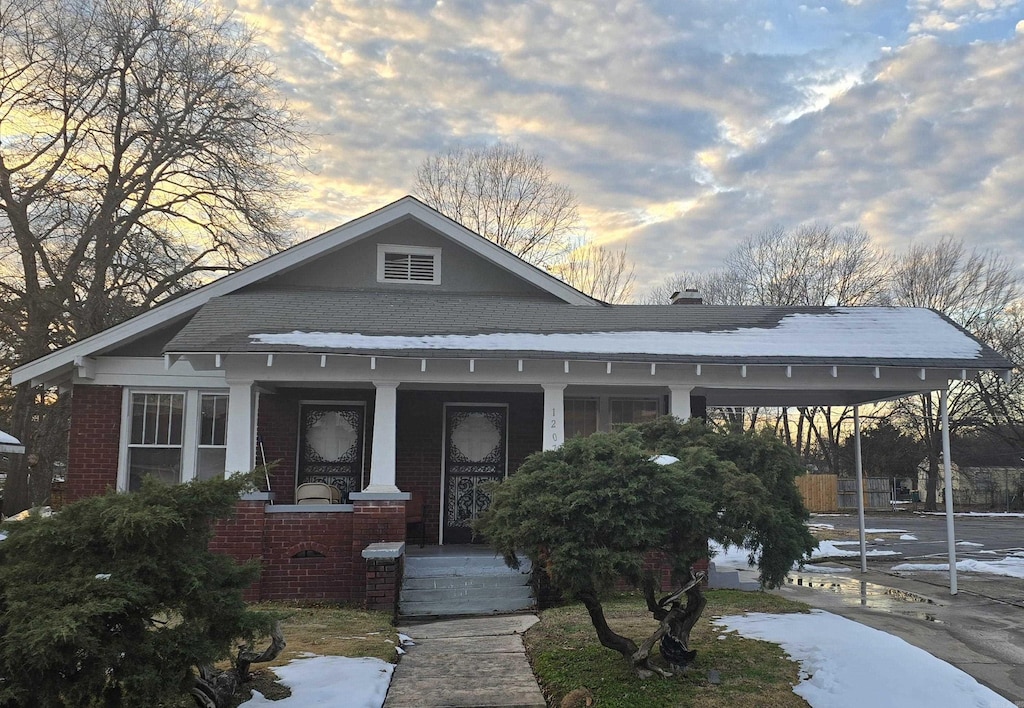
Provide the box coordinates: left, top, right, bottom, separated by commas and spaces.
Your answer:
670, 288, 703, 305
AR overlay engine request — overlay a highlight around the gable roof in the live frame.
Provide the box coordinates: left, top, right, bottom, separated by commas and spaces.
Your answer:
11, 196, 600, 386
167, 288, 1012, 370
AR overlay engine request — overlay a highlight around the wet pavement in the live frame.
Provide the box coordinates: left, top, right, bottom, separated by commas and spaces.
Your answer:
775, 562, 1024, 706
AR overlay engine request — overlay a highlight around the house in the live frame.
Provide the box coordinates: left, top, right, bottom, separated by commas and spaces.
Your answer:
10, 196, 1013, 607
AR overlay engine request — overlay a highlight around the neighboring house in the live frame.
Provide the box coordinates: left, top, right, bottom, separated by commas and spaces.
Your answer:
10, 196, 1013, 605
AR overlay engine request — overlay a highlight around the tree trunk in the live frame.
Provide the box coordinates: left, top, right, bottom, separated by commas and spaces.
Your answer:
191, 623, 286, 708
577, 590, 638, 659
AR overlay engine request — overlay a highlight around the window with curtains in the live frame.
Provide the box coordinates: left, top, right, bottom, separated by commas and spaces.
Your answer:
564, 398, 599, 438
124, 390, 229, 491
609, 398, 661, 428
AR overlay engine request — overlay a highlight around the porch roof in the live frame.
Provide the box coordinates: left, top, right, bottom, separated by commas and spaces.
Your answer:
166, 288, 1011, 371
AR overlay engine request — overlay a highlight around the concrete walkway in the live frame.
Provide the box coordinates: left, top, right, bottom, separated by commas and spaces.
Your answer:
384, 615, 546, 708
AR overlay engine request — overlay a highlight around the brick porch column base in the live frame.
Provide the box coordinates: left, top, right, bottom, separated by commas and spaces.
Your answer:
350, 492, 409, 606
362, 542, 406, 617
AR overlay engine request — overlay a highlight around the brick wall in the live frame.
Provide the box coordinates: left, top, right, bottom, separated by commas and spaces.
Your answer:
256, 389, 375, 504
210, 499, 268, 601
211, 501, 409, 604
365, 555, 403, 613
67, 385, 122, 502
261, 511, 357, 602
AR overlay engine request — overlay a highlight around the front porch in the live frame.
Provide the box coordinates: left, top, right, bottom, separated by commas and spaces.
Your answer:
235, 378, 700, 546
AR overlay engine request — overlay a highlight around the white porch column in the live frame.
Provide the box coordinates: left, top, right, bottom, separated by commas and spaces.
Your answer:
941, 388, 958, 595
668, 386, 693, 421
225, 380, 256, 474
542, 384, 566, 451
854, 406, 867, 573
364, 381, 400, 493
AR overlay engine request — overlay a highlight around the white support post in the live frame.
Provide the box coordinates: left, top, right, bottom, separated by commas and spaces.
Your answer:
668, 386, 693, 422
225, 380, 256, 474
941, 388, 958, 595
542, 384, 566, 451
854, 406, 867, 574
364, 381, 401, 493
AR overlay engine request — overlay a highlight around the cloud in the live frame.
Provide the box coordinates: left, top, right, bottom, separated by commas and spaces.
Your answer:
212, 0, 1024, 291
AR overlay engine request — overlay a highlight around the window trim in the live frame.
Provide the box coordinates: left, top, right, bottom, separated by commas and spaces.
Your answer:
118, 388, 229, 491
376, 244, 441, 285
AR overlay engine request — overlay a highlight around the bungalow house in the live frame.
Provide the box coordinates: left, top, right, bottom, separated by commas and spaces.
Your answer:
10, 196, 1013, 608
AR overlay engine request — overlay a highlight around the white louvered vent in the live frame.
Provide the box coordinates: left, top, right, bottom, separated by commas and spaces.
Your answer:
377, 245, 441, 285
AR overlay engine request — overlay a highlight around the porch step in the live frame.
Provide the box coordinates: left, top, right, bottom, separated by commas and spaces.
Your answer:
400, 552, 534, 618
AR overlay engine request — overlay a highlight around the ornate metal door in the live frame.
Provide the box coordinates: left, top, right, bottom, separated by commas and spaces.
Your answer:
443, 405, 508, 544
297, 404, 365, 502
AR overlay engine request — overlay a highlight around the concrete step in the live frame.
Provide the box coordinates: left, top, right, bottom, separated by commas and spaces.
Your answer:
404, 555, 531, 578
401, 585, 533, 604
400, 552, 535, 617
402, 573, 531, 591
399, 593, 535, 618
708, 561, 760, 591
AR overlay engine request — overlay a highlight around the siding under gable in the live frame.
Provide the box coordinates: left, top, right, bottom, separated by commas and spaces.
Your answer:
250, 217, 564, 299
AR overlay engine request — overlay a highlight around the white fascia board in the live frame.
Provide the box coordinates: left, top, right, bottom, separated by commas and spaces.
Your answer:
11, 197, 596, 388
83, 356, 228, 388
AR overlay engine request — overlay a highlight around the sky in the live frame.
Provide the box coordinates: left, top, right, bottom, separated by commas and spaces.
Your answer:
219, 0, 1024, 290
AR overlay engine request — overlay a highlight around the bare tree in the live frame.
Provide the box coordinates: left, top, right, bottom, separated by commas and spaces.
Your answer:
550, 243, 635, 303
889, 237, 1020, 510
0, 0, 305, 514
973, 300, 1024, 450
413, 143, 582, 267
642, 224, 890, 469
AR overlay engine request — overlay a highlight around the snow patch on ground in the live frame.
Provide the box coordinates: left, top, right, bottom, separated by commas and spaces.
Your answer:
892, 554, 1024, 579
813, 540, 899, 558
918, 512, 1024, 518
864, 528, 909, 533
238, 656, 393, 708
957, 541, 984, 547
900, 534, 918, 541
716, 610, 1014, 708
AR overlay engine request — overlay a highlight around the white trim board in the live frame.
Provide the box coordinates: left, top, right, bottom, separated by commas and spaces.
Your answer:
11, 197, 598, 387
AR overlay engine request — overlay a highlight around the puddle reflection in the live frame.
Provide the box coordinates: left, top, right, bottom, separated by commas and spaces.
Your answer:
786, 574, 942, 623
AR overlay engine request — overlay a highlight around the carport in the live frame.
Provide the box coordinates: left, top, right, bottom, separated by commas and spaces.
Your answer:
691, 361, 1013, 595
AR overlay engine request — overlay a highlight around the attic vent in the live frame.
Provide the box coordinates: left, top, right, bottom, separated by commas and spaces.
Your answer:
377, 244, 441, 284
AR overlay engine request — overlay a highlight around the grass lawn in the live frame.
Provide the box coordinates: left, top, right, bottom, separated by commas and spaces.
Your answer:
524, 590, 811, 708
208, 603, 399, 706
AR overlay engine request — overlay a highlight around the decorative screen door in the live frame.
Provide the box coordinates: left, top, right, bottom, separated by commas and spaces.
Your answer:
442, 404, 508, 544
297, 404, 365, 502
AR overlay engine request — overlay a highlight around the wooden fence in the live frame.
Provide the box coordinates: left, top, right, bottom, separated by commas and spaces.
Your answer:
795, 474, 838, 513
838, 477, 892, 510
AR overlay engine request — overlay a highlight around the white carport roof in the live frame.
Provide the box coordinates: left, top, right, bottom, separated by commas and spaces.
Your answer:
0, 430, 25, 455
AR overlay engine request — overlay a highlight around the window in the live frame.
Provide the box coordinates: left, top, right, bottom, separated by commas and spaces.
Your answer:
377, 244, 441, 284
128, 392, 184, 491
609, 398, 661, 428
122, 390, 229, 491
564, 398, 598, 439
196, 394, 228, 481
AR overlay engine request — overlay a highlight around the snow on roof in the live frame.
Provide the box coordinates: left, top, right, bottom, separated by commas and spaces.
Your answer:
251, 308, 982, 360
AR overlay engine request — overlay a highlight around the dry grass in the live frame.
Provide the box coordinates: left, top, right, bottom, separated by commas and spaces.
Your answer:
249, 602, 401, 666
525, 590, 812, 708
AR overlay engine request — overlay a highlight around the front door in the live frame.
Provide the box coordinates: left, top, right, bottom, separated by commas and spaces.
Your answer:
442, 404, 508, 544
297, 403, 365, 502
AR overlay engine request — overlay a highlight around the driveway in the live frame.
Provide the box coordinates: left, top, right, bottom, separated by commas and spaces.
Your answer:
776, 512, 1024, 704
